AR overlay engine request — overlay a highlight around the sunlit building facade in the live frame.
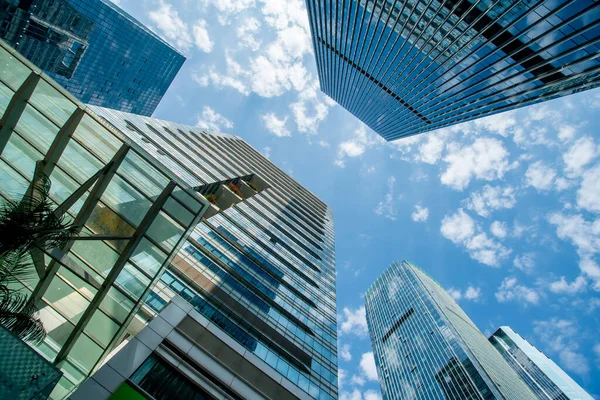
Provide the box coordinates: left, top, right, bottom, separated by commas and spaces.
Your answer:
0, 0, 184, 116
0, 39, 337, 400
365, 261, 536, 399
489, 326, 593, 400
307, 0, 600, 140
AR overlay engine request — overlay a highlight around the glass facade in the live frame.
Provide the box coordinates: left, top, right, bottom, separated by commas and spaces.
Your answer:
0, 0, 185, 116
1, 37, 338, 400
307, 0, 600, 140
365, 261, 536, 399
0, 42, 207, 399
489, 326, 594, 400
92, 107, 339, 400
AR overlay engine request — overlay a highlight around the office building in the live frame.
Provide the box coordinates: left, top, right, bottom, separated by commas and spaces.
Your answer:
0, 0, 185, 116
365, 261, 536, 399
306, 0, 600, 140
0, 39, 337, 400
489, 326, 593, 400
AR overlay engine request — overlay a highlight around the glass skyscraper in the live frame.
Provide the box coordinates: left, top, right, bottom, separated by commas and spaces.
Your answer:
365, 261, 536, 399
306, 0, 600, 140
0, 0, 185, 116
489, 326, 593, 400
0, 40, 337, 400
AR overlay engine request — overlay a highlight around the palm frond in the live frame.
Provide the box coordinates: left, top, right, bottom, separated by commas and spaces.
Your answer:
0, 285, 46, 345
0, 251, 35, 287
0, 171, 78, 257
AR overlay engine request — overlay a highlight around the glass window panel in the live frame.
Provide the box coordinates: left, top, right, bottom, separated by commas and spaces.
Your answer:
103, 175, 151, 227
57, 138, 104, 184
2, 132, 42, 178
146, 211, 184, 253
172, 188, 202, 213
131, 237, 167, 278
116, 262, 151, 300
57, 267, 97, 301
71, 239, 120, 277
14, 104, 59, 154
100, 287, 134, 323
36, 300, 75, 353
86, 202, 134, 252
72, 115, 122, 162
66, 333, 103, 374
84, 309, 119, 348
118, 150, 168, 198
164, 197, 194, 227
43, 275, 89, 323
29, 79, 77, 126
0, 81, 13, 118
49, 165, 81, 205
0, 46, 31, 90
0, 159, 29, 201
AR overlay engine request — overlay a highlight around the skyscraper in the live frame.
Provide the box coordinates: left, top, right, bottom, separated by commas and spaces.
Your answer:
0, 0, 185, 116
306, 0, 600, 140
365, 261, 536, 399
0, 40, 337, 400
489, 326, 593, 400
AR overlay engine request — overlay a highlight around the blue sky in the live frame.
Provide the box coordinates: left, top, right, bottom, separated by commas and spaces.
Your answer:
114, 0, 600, 398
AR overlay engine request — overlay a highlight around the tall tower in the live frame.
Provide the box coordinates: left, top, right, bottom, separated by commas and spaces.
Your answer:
306, 0, 600, 140
490, 326, 593, 400
0, 0, 185, 115
0, 40, 337, 399
365, 261, 536, 399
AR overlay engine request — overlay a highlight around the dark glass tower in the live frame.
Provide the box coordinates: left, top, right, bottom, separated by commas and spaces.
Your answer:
490, 326, 593, 400
365, 261, 536, 399
0, 0, 185, 116
306, 0, 600, 140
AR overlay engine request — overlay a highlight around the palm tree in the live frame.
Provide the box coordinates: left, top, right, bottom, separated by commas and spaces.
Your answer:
0, 171, 77, 344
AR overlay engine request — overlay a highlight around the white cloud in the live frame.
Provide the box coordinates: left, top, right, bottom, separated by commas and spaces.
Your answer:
416, 134, 445, 164
411, 205, 429, 222
490, 221, 508, 239
549, 276, 587, 295
206, 0, 256, 24
525, 161, 556, 191
340, 390, 362, 400
563, 136, 598, 178
513, 253, 535, 274
441, 138, 513, 190
441, 209, 511, 266
359, 352, 378, 382
577, 165, 600, 213
441, 209, 475, 244
196, 106, 234, 131
533, 319, 590, 376
339, 344, 352, 362
350, 374, 365, 386
339, 306, 368, 338
364, 390, 382, 400
261, 113, 290, 137
374, 177, 398, 221
318, 140, 330, 148
338, 369, 347, 390
236, 17, 261, 50
148, 1, 193, 51
192, 20, 213, 53
465, 286, 481, 300
335, 125, 383, 167
464, 185, 517, 218
448, 286, 481, 301
558, 125, 576, 142
548, 212, 600, 290
448, 287, 462, 301
495, 277, 541, 305
474, 111, 516, 137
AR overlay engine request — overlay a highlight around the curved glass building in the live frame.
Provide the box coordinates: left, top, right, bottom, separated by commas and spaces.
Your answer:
365, 261, 536, 399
